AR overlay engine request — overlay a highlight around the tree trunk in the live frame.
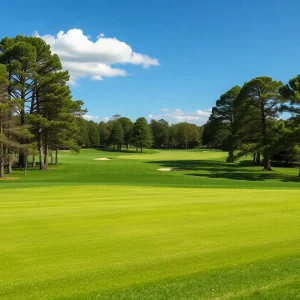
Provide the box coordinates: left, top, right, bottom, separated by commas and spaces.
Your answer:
263, 156, 272, 171
0, 137, 4, 178
44, 144, 48, 169
38, 129, 45, 170
18, 100, 26, 168
5, 146, 12, 174
50, 150, 53, 165
7, 159, 12, 174
18, 153, 26, 169
136, 145, 138, 152
298, 169, 300, 177
55, 148, 58, 165
24, 155, 27, 176
256, 153, 261, 166
44, 129, 48, 169
140, 147, 143, 153
227, 150, 234, 162
32, 155, 36, 168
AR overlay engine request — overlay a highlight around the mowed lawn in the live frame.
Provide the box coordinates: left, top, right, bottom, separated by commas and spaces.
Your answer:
1, 149, 300, 299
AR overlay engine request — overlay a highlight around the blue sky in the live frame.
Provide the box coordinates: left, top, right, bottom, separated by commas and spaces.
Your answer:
1, 0, 300, 124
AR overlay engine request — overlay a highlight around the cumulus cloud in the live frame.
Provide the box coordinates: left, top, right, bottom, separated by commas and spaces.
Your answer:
83, 114, 111, 122
148, 108, 212, 125
83, 114, 100, 121
34, 28, 159, 83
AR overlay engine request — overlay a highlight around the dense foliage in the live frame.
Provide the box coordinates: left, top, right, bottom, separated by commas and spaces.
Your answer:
202, 76, 300, 175
76, 117, 202, 152
0, 35, 85, 176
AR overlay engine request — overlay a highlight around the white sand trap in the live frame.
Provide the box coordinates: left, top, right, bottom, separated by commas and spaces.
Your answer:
157, 168, 188, 172
158, 168, 172, 171
94, 158, 112, 161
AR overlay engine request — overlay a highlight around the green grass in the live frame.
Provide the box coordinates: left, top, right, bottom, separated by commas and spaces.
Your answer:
1, 149, 300, 299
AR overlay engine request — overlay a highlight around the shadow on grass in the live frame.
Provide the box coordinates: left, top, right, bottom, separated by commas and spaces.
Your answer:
94, 147, 138, 153
146, 159, 300, 182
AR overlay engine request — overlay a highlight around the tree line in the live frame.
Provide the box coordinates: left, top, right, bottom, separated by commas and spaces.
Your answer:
77, 116, 202, 152
0, 35, 85, 177
202, 76, 300, 175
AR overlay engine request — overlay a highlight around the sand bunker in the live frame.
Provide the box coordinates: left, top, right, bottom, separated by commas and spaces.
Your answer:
94, 158, 112, 161
157, 168, 188, 172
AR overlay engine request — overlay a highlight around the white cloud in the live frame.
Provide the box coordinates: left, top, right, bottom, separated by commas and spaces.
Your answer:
148, 108, 212, 125
83, 114, 111, 122
83, 114, 100, 121
34, 28, 159, 83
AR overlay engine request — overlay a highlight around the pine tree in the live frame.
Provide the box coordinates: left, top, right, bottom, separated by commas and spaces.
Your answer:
109, 121, 124, 151
132, 117, 152, 152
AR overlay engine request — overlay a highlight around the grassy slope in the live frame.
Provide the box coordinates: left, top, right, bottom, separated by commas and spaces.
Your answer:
1, 149, 300, 299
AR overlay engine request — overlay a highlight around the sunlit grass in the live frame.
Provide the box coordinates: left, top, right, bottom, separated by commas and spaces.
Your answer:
1, 149, 300, 299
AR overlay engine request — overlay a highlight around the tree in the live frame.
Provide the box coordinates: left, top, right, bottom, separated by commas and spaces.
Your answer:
88, 121, 100, 148
0, 38, 36, 168
76, 118, 90, 147
0, 64, 33, 176
150, 119, 169, 148
188, 123, 201, 148
280, 74, 300, 124
210, 86, 241, 161
118, 117, 133, 149
109, 121, 124, 151
132, 117, 152, 152
168, 124, 178, 148
236, 77, 283, 170
0, 64, 9, 177
98, 121, 110, 147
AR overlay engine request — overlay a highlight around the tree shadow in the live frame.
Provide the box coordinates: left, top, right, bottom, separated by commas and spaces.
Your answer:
146, 159, 300, 182
186, 172, 300, 182
94, 147, 137, 153
147, 159, 245, 171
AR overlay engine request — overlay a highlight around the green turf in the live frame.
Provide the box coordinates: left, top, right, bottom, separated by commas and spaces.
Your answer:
1, 148, 300, 189
1, 149, 300, 299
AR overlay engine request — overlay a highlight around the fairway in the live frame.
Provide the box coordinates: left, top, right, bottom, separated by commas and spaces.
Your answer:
1, 149, 300, 299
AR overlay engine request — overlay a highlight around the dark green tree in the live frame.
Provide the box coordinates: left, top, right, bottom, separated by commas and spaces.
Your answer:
98, 121, 110, 146
88, 121, 100, 147
210, 86, 241, 161
150, 119, 169, 148
236, 77, 283, 170
118, 117, 133, 149
132, 117, 152, 152
109, 121, 124, 151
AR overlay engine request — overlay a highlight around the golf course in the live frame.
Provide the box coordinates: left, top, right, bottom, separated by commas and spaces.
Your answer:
1, 149, 300, 299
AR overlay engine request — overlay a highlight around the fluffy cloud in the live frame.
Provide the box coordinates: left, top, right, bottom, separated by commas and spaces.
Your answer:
148, 108, 212, 125
83, 114, 100, 121
83, 114, 111, 122
34, 28, 159, 83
